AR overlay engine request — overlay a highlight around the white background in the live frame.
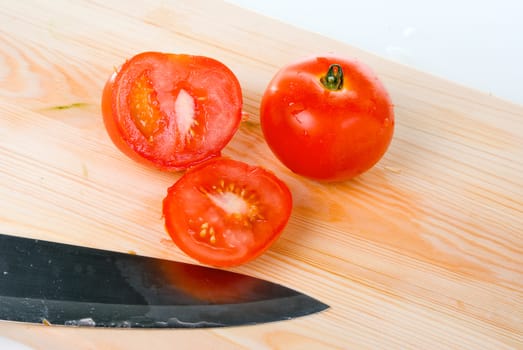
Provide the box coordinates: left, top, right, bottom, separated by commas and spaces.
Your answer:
227, 0, 523, 106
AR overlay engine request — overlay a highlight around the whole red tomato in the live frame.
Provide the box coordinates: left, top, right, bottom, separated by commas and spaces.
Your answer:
260, 55, 394, 181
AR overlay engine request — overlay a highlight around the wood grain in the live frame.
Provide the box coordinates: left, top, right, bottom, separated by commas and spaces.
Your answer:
0, 0, 522, 348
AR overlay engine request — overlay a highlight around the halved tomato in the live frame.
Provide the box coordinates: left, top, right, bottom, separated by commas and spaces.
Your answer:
162, 158, 292, 267
102, 52, 242, 171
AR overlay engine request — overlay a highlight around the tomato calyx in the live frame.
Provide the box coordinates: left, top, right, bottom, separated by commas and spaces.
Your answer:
320, 64, 344, 91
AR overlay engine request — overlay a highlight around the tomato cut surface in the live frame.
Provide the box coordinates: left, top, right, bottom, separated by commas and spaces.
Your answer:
102, 52, 242, 171
162, 158, 292, 267
260, 55, 394, 182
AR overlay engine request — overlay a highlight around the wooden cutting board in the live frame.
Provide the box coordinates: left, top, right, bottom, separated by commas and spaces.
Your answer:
0, 0, 521, 348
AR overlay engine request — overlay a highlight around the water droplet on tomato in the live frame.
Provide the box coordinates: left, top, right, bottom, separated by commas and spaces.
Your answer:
289, 102, 305, 115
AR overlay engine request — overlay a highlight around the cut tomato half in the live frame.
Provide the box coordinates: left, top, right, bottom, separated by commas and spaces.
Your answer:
102, 52, 242, 171
162, 158, 293, 267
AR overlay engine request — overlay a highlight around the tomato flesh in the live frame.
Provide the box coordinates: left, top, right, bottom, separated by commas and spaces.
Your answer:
102, 52, 242, 171
163, 158, 292, 267
260, 55, 394, 181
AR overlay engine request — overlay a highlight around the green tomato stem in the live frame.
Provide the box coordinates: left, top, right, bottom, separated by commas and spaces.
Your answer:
320, 64, 344, 91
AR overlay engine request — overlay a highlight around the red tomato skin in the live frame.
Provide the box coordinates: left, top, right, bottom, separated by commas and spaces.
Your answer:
260, 55, 394, 182
162, 158, 292, 267
102, 52, 242, 171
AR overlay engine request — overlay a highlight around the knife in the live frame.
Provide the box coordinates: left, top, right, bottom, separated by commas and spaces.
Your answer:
0, 233, 328, 328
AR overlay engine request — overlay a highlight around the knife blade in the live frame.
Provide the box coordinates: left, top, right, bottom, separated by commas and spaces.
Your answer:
0, 233, 328, 328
